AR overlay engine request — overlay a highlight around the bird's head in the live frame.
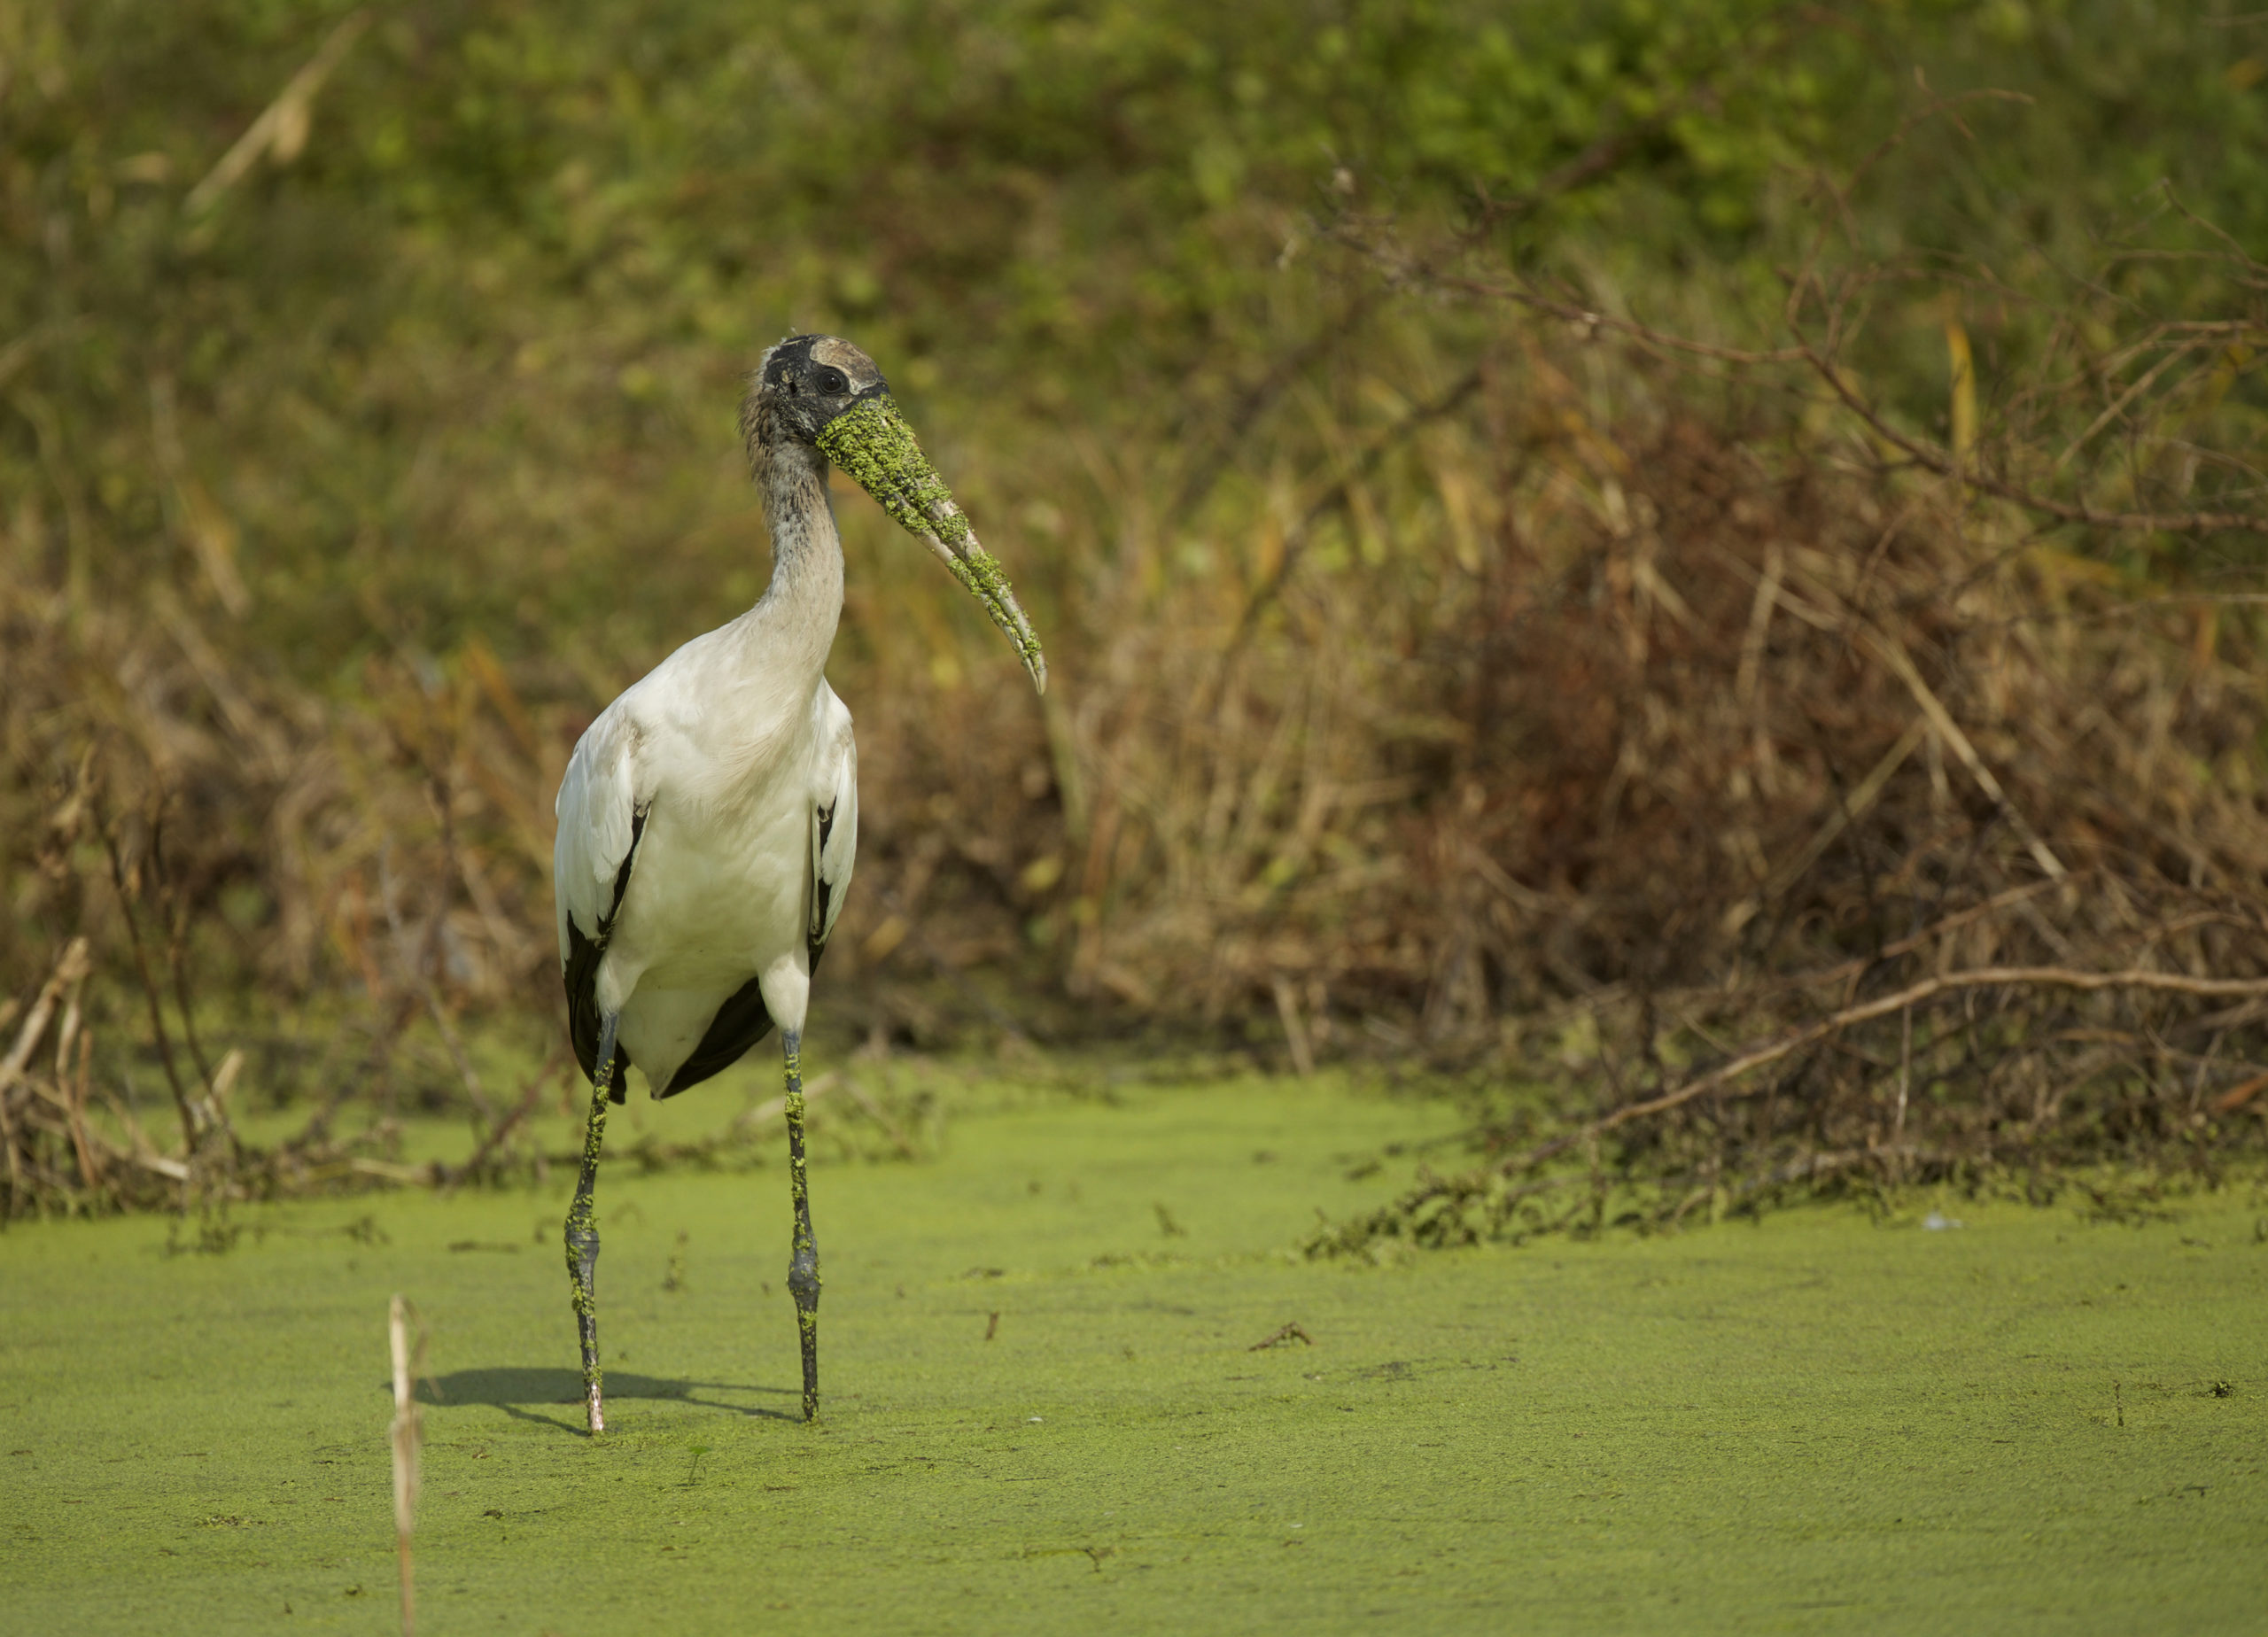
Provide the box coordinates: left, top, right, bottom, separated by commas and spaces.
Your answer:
742, 334, 1046, 694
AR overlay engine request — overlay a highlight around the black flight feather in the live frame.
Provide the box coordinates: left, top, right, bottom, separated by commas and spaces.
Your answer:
564, 804, 646, 1104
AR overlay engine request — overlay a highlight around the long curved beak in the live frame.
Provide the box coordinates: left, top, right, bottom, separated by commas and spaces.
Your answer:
817, 394, 1047, 694
910, 527, 1048, 694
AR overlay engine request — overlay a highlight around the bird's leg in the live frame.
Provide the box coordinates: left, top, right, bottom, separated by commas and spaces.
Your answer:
563, 1011, 618, 1434
781, 1028, 821, 1423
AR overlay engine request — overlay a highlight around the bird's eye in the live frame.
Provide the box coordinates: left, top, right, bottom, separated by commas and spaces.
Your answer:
817, 368, 850, 396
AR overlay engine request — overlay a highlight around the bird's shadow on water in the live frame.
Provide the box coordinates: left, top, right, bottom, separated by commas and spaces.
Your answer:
414, 1367, 801, 1432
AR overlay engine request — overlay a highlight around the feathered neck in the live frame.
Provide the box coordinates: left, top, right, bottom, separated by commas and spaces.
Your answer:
737, 427, 843, 681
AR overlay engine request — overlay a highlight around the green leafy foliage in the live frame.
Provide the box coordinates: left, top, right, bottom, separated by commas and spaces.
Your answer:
8, 0, 2260, 677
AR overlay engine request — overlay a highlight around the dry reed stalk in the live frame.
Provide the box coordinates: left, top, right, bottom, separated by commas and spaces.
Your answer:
183, 10, 371, 215
0, 939, 92, 1207
389, 1294, 419, 1637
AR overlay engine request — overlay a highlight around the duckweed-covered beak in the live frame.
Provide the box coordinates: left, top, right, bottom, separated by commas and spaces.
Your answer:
817, 394, 1047, 694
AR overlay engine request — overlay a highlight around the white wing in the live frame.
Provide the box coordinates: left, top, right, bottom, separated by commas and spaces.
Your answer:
554, 702, 646, 966
808, 685, 858, 956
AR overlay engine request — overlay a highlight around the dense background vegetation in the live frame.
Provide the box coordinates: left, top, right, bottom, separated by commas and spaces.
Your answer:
4, 0, 2265, 1217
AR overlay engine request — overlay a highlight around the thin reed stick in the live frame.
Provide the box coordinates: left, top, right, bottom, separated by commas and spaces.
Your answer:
103, 834, 200, 1157
66, 1032, 102, 1191
389, 1295, 419, 1637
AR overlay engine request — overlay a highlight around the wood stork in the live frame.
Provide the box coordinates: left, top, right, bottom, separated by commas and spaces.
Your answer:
551, 335, 1045, 1432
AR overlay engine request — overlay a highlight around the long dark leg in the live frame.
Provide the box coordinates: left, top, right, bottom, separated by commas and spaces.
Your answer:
781, 1028, 821, 1423
564, 1011, 618, 1434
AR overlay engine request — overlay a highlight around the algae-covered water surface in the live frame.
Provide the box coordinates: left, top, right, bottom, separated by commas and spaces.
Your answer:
3, 1077, 2263, 1634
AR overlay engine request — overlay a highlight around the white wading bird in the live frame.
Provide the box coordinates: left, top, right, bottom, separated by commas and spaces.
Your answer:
552, 335, 1045, 1431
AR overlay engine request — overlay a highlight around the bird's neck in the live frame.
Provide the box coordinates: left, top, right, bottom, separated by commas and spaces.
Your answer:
744, 441, 844, 679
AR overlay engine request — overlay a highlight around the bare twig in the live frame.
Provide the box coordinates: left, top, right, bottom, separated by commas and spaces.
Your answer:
442, 1048, 570, 1192
378, 839, 501, 1132
836, 1075, 917, 1159
1225, 363, 1487, 649
104, 831, 200, 1157
733, 1070, 841, 1137
186, 12, 371, 214
1799, 340, 2263, 537
1170, 288, 1387, 524
1859, 627, 2067, 881
1503, 966, 2268, 1176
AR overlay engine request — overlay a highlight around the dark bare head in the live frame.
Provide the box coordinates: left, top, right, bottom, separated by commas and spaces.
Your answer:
740, 334, 890, 461
740, 333, 1045, 694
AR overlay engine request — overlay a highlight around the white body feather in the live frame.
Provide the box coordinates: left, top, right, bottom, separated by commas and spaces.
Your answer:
552, 483, 856, 1096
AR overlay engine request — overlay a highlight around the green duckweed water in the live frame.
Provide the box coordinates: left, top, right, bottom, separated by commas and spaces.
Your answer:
3, 1077, 2263, 1633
